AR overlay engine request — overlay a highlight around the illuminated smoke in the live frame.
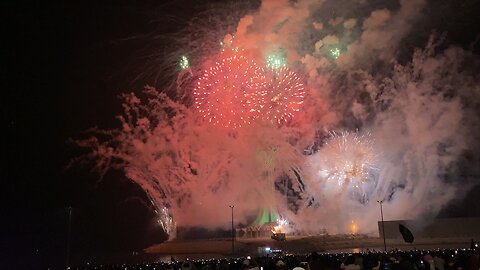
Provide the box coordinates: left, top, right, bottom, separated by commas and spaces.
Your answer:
75, 0, 480, 236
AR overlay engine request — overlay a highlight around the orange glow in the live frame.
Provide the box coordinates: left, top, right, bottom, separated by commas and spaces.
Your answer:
350, 220, 358, 234
272, 218, 288, 233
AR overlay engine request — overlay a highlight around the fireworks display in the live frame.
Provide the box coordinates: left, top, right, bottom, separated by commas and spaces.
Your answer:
272, 218, 288, 233
318, 131, 376, 187
76, 0, 480, 237
156, 207, 176, 236
179, 55, 189, 70
193, 50, 305, 127
193, 49, 266, 128
266, 54, 286, 70
256, 67, 306, 125
330, 48, 341, 59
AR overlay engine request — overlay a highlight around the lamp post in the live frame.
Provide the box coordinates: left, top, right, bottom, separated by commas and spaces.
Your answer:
377, 200, 387, 252
66, 206, 72, 268
228, 205, 235, 257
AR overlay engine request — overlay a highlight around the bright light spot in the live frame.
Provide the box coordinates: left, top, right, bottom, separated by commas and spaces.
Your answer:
157, 207, 175, 235
272, 218, 288, 233
266, 54, 286, 69
350, 220, 358, 234
179, 55, 189, 69
330, 48, 341, 59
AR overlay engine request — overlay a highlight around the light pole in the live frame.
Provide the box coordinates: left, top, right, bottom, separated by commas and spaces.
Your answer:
228, 205, 235, 257
377, 200, 387, 252
66, 206, 72, 268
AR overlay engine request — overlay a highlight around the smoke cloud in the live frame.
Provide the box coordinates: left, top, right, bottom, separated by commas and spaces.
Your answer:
76, 0, 480, 236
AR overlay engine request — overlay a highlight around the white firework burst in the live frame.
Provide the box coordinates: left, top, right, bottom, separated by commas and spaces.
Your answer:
319, 131, 377, 188
156, 207, 176, 236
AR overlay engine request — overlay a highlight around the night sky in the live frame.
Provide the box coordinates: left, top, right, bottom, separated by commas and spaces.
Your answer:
2, 1, 212, 268
2, 0, 480, 269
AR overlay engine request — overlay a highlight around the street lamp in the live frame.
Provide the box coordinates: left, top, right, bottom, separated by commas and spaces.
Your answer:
377, 200, 387, 252
228, 205, 235, 257
66, 206, 73, 268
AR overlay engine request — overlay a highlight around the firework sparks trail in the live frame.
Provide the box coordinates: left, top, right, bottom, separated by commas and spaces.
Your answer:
179, 55, 189, 70
266, 54, 286, 70
254, 67, 306, 125
157, 207, 176, 236
330, 48, 341, 59
272, 218, 288, 233
193, 49, 266, 129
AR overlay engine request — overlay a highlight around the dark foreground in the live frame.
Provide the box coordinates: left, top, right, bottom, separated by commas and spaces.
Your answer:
58, 248, 480, 270
14, 237, 480, 269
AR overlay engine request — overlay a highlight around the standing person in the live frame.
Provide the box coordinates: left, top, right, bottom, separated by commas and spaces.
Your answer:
467, 250, 480, 270
397, 254, 416, 270
243, 257, 260, 270
182, 261, 197, 270
423, 254, 435, 270
433, 253, 445, 270
276, 260, 288, 270
308, 252, 325, 270
341, 255, 360, 270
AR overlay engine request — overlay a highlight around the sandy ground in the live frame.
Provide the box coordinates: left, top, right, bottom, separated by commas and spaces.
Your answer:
144, 235, 473, 261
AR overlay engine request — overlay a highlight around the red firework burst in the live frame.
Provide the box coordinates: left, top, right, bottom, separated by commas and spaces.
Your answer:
193, 50, 266, 128
254, 67, 305, 125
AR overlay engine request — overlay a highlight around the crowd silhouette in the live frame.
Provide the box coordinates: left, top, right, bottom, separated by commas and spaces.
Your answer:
62, 247, 480, 270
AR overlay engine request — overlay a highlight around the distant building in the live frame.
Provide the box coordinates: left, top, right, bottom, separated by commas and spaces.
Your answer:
378, 218, 480, 239
238, 208, 279, 239
176, 208, 281, 240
